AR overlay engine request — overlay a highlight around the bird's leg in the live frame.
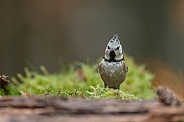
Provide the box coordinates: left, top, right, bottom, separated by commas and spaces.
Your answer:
117, 85, 120, 90
104, 83, 107, 89
99, 83, 107, 95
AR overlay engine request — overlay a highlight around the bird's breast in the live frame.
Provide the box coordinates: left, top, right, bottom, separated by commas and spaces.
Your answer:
99, 61, 127, 88
104, 62, 122, 72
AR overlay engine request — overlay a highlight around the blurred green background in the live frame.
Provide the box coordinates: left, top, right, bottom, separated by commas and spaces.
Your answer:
0, 0, 184, 97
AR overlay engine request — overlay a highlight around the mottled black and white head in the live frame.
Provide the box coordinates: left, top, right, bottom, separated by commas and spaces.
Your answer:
104, 34, 124, 61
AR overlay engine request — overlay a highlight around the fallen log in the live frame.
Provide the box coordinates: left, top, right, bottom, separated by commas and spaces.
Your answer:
0, 96, 183, 122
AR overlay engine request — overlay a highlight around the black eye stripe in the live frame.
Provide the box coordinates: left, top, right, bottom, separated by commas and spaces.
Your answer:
108, 46, 110, 49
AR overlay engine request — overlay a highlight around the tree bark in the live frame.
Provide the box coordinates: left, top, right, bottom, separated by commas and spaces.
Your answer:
0, 96, 183, 122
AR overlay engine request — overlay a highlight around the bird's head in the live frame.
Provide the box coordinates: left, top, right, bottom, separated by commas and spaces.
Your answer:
104, 34, 124, 61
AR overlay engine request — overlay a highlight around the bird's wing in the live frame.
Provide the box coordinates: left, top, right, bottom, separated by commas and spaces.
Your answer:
122, 61, 128, 72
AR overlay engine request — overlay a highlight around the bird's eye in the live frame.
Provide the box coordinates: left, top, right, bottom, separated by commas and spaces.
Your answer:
116, 46, 120, 50
108, 46, 110, 49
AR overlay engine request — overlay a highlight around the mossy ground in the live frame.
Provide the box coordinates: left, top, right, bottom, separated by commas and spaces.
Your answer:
0, 55, 156, 100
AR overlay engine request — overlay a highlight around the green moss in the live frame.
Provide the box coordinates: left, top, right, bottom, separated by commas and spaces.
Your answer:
7, 54, 156, 99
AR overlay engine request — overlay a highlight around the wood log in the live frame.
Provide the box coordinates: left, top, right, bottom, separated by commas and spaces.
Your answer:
0, 96, 183, 122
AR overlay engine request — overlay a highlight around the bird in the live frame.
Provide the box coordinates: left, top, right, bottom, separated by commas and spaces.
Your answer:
98, 34, 128, 90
